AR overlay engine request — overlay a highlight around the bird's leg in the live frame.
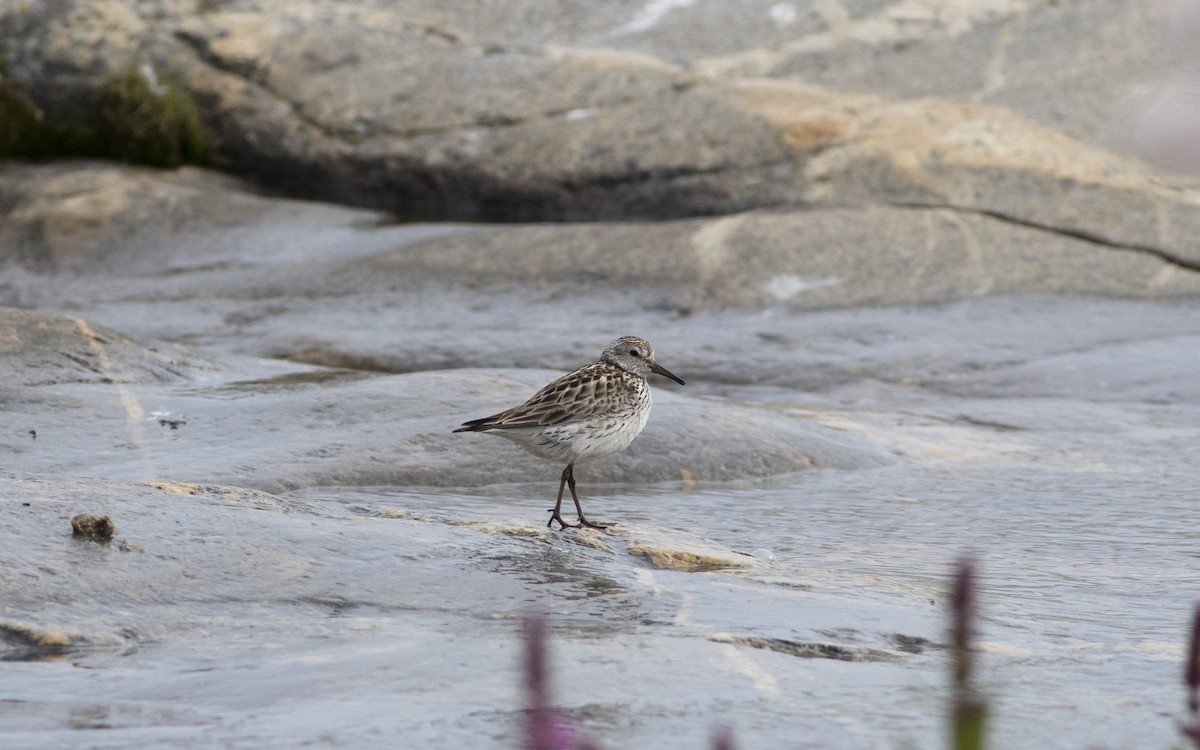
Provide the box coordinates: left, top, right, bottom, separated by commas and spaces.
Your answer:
547, 465, 580, 530
566, 465, 611, 530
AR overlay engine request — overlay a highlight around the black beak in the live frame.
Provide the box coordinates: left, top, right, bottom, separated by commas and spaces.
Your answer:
650, 362, 685, 385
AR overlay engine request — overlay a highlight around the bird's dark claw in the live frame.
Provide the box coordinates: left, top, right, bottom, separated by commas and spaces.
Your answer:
546, 509, 611, 531
547, 510, 580, 530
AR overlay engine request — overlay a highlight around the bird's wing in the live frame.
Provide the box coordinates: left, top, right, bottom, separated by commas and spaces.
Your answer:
460, 362, 627, 430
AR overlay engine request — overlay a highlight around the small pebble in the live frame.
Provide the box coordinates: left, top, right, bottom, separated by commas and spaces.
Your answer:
71, 513, 115, 541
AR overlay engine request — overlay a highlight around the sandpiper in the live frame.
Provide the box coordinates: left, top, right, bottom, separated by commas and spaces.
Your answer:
453, 336, 685, 530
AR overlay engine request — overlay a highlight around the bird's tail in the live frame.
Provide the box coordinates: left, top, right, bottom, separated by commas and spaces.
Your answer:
452, 418, 492, 433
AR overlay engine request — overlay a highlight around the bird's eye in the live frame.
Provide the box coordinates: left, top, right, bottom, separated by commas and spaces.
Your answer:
629, 349, 641, 357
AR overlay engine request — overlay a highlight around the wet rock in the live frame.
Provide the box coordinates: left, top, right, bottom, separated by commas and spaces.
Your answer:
887, 633, 941, 654
713, 633, 906, 663
0, 356, 889, 492
70, 513, 115, 540
0, 161, 318, 272
0, 304, 891, 492
0, 307, 218, 386
0, 619, 73, 660
368, 206, 1200, 309
145, 481, 317, 513
5, 162, 1198, 320
5, 1, 1200, 271
0, 465, 952, 746
626, 533, 755, 572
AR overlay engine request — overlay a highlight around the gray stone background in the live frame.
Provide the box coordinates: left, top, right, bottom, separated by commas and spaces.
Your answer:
3, 2, 1200, 749
3, 0, 1200, 306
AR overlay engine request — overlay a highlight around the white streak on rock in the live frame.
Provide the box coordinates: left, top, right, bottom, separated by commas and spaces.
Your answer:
612, 0, 697, 36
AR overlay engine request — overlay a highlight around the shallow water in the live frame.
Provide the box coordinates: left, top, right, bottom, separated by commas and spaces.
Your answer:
288, 445, 1196, 749
7, 370, 1195, 749
2, 212, 1199, 748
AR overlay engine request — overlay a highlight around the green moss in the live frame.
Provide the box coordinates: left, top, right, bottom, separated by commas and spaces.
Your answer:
0, 61, 210, 167
92, 64, 210, 167
0, 79, 42, 157
0, 48, 38, 156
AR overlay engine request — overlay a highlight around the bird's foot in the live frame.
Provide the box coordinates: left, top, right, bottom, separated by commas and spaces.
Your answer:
577, 517, 612, 530
546, 510, 580, 530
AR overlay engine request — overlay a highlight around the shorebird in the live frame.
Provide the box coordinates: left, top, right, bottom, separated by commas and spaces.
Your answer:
453, 336, 685, 529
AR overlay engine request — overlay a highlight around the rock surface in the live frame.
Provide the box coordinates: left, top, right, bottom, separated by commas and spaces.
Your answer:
2, 5, 1200, 749
0, 306, 889, 493
0, 161, 286, 272
0, 304, 216, 387
4, 1, 1200, 305
2, 2, 1198, 252
4, 162, 1199, 314
370, 204, 1200, 308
